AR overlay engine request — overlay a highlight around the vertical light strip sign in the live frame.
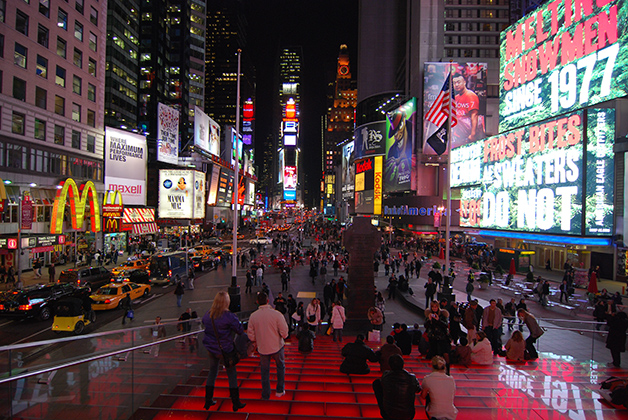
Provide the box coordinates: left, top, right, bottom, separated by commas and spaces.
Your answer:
374, 156, 383, 215
157, 103, 180, 165
585, 108, 615, 235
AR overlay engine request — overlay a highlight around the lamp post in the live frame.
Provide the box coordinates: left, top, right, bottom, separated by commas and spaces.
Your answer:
228, 49, 242, 312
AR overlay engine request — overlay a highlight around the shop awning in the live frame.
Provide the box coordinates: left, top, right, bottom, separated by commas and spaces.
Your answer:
132, 223, 158, 234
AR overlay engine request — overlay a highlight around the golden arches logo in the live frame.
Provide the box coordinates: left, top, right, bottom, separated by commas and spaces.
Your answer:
104, 217, 119, 233
50, 178, 101, 234
104, 190, 123, 206
0, 179, 8, 201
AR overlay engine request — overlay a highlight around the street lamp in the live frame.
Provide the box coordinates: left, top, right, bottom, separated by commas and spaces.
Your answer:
229, 49, 242, 312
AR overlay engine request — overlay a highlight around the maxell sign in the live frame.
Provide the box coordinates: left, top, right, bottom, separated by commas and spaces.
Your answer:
105, 127, 147, 206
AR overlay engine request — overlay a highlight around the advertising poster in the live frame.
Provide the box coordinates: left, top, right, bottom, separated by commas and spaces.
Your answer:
585, 108, 615, 236
209, 117, 220, 156
457, 112, 585, 234
245, 179, 255, 205
104, 127, 147, 206
354, 157, 375, 214
193, 106, 218, 155
354, 121, 386, 159
385, 98, 416, 193
499, 0, 628, 132
216, 168, 233, 207
341, 141, 355, 200
207, 165, 221, 206
157, 103, 179, 165
158, 170, 204, 219
423, 62, 487, 154
284, 166, 297, 202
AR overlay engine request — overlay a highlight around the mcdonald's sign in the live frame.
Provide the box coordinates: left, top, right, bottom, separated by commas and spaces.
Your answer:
50, 178, 101, 234
103, 217, 120, 233
0, 178, 7, 213
102, 190, 123, 217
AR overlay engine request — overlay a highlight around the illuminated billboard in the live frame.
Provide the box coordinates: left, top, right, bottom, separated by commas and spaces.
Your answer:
354, 121, 386, 159
354, 157, 375, 214
455, 109, 614, 236
158, 170, 205, 219
499, 0, 626, 132
284, 166, 297, 190
216, 168, 234, 207
104, 127, 147, 206
423, 62, 487, 153
194, 106, 220, 156
385, 98, 416, 193
207, 165, 221, 206
284, 134, 297, 146
341, 141, 355, 200
157, 103, 179, 165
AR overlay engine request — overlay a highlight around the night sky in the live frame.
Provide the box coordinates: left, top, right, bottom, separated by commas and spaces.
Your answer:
245, 0, 359, 206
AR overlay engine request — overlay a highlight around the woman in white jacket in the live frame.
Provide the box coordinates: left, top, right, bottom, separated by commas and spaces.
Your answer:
470, 331, 493, 365
306, 298, 321, 335
330, 301, 346, 342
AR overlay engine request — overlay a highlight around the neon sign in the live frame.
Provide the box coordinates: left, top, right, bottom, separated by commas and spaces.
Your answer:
50, 178, 101, 234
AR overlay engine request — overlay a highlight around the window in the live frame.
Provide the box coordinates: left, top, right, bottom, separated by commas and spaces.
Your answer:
14, 43, 27, 68
72, 103, 81, 122
0, 34, 3, 57
55, 66, 66, 87
87, 109, 95, 127
54, 95, 64, 115
87, 83, 95, 101
75, 0, 84, 13
72, 130, 80, 148
13, 77, 26, 101
72, 75, 81, 94
37, 24, 49, 47
36, 55, 47, 78
0, 0, 5, 23
90, 7, 98, 25
87, 134, 95, 153
74, 21, 83, 41
73, 48, 82, 67
15, 10, 29, 35
58, 8, 68, 30
54, 125, 65, 145
35, 119, 46, 140
57, 37, 66, 58
39, 0, 49, 17
12, 112, 26, 135
88, 32, 97, 51
35, 86, 47, 108
88, 58, 96, 76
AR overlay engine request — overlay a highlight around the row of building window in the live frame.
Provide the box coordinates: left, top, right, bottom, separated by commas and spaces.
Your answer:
446, 36, 499, 45
0, 138, 102, 181
445, 48, 499, 58
9, 107, 96, 153
445, 9, 509, 19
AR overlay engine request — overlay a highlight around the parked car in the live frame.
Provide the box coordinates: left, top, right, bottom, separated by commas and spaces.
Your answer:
90, 282, 151, 311
250, 237, 272, 245
0, 283, 77, 321
57, 266, 112, 291
148, 251, 189, 286
111, 259, 149, 276
111, 268, 150, 284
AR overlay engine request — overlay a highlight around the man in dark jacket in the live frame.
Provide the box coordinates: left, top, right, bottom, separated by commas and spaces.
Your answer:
393, 323, 413, 355
340, 334, 379, 374
372, 354, 421, 420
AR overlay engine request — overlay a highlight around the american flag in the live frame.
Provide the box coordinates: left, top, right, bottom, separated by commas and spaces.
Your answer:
425, 77, 457, 128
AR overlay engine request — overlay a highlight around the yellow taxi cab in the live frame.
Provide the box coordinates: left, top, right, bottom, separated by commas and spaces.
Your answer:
111, 259, 149, 276
220, 244, 242, 255
90, 282, 151, 311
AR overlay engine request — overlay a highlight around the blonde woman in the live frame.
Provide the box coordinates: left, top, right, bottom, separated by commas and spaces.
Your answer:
505, 330, 526, 361
202, 291, 246, 412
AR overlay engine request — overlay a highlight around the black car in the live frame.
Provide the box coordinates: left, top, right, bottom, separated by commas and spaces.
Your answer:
191, 254, 216, 272
57, 266, 112, 290
0, 283, 77, 321
111, 268, 150, 284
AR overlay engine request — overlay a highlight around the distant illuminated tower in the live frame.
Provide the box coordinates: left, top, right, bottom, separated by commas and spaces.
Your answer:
323, 45, 357, 216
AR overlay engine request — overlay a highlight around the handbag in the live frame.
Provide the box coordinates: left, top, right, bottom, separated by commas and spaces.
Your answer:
127, 309, 134, 319
326, 325, 333, 336
211, 317, 240, 368
308, 314, 316, 323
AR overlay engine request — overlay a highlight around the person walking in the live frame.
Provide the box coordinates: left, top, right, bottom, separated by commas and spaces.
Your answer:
188, 267, 195, 290
305, 298, 322, 335
245, 270, 253, 293
424, 278, 437, 308
201, 291, 246, 411
47, 263, 56, 283
174, 281, 185, 307
330, 301, 346, 343
149, 316, 167, 357
517, 309, 544, 360
120, 293, 132, 325
247, 292, 289, 400
33, 258, 42, 278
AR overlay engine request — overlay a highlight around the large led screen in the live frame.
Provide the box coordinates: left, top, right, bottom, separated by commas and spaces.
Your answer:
585, 108, 615, 235
385, 98, 416, 193
499, 0, 627, 132
457, 112, 585, 235
341, 141, 355, 200
284, 166, 297, 190
423, 62, 487, 153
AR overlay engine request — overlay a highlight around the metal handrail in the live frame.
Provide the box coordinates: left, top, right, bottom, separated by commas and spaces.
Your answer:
0, 327, 203, 385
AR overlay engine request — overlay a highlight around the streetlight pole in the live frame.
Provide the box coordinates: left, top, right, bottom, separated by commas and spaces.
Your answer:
229, 49, 242, 312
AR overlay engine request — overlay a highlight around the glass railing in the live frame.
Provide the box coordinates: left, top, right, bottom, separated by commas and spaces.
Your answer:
0, 319, 207, 420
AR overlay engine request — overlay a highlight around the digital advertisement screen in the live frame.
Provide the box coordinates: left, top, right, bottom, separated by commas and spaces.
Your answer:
284, 166, 297, 190
216, 168, 233, 207
457, 111, 585, 235
283, 190, 296, 200
207, 165, 220, 206
283, 121, 298, 133
585, 108, 615, 235
354, 157, 375, 214
499, 0, 627, 132
158, 170, 205, 219
354, 121, 386, 159
284, 134, 297, 146
423, 62, 487, 153
341, 141, 355, 200
385, 98, 416, 193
